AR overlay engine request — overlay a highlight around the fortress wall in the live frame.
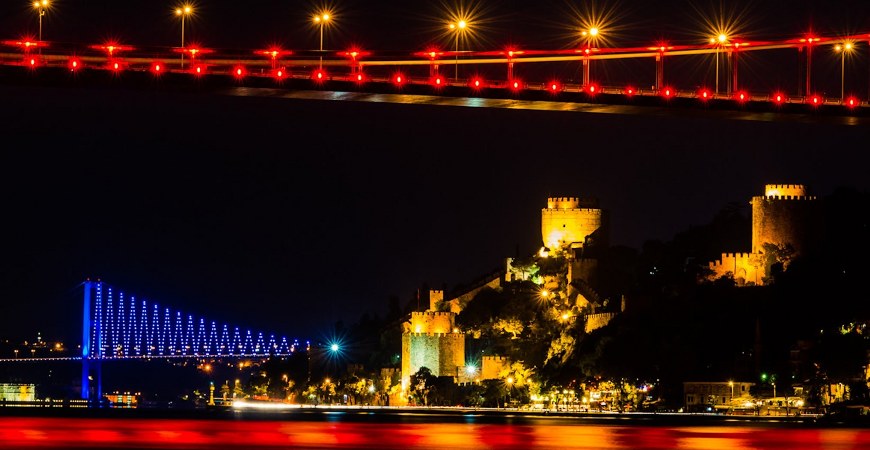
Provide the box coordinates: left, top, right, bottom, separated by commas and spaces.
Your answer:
751, 195, 821, 255
481, 355, 510, 380
708, 252, 764, 286
584, 313, 617, 333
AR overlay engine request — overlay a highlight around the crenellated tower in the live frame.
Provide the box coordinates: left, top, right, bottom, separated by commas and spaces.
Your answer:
751, 184, 821, 255
541, 197, 604, 251
401, 291, 466, 391
707, 184, 820, 286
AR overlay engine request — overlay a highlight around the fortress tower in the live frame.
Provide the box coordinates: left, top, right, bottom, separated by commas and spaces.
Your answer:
751, 184, 821, 255
707, 184, 820, 286
401, 290, 466, 389
541, 197, 604, 250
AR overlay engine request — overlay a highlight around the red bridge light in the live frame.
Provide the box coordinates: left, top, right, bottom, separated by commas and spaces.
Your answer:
808, 94, 822, 106
432, 75, 444, 87
151, 62, 164, 75
510, 79, 522, 91
233, 66, 246, 79
192, 64, 206, 76
698, 88, 711, 100
69, 58, 81, 71
469, 77, 484, 90
586, 84, 599, 95
735, 91, 748, 102
625, 86, 635, 96
661, 87, 674, 98
771, 92, 787, 105
312, 69, 327, 82
393, 73, 406, 86
274, 68, 285, 80
354, 73, 365, 84
549, 81, 561, 94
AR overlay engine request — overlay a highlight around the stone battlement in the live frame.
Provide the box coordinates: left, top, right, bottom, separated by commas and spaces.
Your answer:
755, 195, 817, 201
764, 184, 806, 197
404, 332, 464, 338
585, 313, 617, 333
482, 355, 509, 362
707, 252, 764, 286
410, 311, 453, 318
546, 197, 600, 210
711, 252, 754, 263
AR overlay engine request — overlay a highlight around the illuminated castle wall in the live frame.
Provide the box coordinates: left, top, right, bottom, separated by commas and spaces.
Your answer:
401, 307, 465, 387
541, 197, 603, 250
708, 253, 764, 286
751, 185, 820, 255
708, 184, 819, 286
481, 355, 510, 380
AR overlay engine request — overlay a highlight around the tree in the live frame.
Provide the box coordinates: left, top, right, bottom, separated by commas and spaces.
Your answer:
410, 367, 436, 406
493, 318, 524, 338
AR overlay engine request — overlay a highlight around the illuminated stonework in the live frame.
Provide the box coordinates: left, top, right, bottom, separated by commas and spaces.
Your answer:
707, 184, 820, 286
751, 185, 819, 255
481, 355, 510, 380
541, 197, 603, 250
401, 307, 465, 388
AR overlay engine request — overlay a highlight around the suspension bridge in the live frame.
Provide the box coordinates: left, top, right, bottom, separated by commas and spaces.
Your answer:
2, 31, 870, 111
0, 280, 301, 401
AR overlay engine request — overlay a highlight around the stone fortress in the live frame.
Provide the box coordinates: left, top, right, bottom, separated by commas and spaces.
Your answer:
707, 184, 821, 286
400, 185, 822, 390
401, 195, 611, 388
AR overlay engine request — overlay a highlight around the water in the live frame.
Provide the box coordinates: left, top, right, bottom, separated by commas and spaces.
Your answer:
0, 410, 867, 449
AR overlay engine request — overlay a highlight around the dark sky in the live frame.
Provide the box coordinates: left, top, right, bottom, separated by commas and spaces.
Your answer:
1, 0, 869, 50
1, 0, 869, 345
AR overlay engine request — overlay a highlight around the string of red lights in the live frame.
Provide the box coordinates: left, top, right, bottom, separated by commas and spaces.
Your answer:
2, 31, 869, 110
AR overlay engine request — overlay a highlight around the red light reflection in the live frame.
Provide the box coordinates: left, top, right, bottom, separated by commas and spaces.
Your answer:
0, 417, 868, 450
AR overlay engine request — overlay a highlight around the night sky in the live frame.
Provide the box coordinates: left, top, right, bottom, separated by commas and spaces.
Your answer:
1, 0, 869, 344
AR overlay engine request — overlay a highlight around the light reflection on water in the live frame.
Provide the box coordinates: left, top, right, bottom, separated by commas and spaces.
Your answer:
223, 88, 870, 126
0, 417, 867, 449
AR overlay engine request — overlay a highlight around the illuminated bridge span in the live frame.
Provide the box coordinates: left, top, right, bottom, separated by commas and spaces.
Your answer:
2, 30, 870, 111
80, 280, 298, 361
0, 281, 303, 401
71, 280, 297, 401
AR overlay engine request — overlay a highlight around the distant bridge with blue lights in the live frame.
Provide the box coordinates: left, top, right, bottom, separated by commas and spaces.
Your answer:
0, 280, 303, 402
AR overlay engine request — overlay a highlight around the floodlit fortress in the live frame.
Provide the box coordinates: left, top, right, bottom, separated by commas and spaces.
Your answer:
541, 197, 603, 251
400, 184, 824, 392
401, 194, 613, 389
708, 184, 821, 286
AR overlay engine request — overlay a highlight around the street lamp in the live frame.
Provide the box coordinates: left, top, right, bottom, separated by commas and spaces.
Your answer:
580, 27, 601, 87
448, 20, 468, 80
710, 33, 728, 95
313, 12, 331, 69
32, 1, 49, 42
835, 42, 854, 100
728, 381, 734, 406
175, 5, 193, 68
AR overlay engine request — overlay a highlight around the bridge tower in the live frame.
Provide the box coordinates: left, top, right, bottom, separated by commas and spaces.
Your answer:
81, 280, 102, 401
